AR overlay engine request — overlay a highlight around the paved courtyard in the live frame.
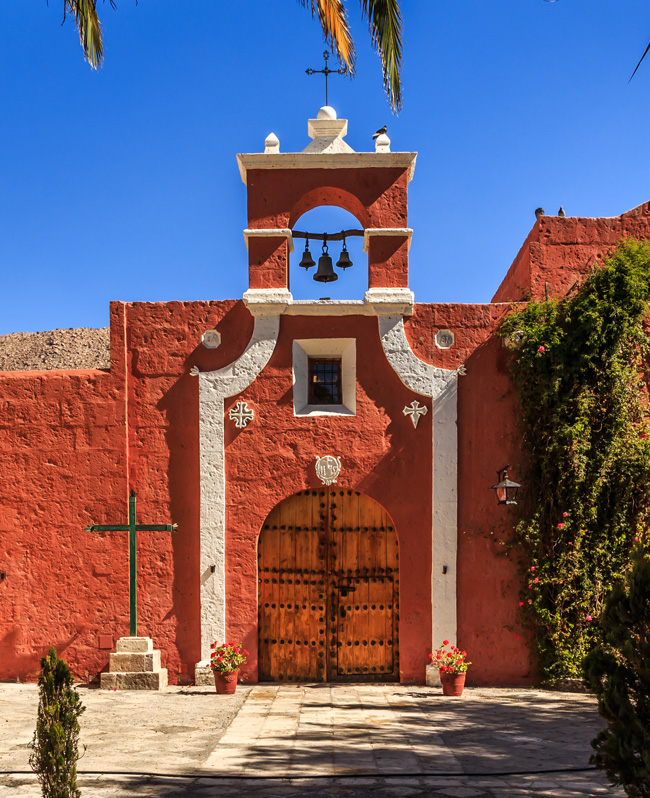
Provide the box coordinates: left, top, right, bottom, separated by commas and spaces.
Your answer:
0, 682, 622, 797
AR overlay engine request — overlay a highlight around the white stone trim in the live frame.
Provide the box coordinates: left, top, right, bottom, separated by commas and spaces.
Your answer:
432, 378, 458, 649
197, 313, 281, 671
377, 314, 459, 652
236, 152, 418, 184
362, 228, 413, 254
292, 338, 356, 417
377, 316, 457, 401
243, 228, 294, 254
286, 300, 371, 316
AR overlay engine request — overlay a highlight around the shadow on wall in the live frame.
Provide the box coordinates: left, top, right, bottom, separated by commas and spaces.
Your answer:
157, 372, 202, 680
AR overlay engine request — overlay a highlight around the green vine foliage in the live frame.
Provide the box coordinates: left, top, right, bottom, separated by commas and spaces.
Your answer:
499, 240, 650, 681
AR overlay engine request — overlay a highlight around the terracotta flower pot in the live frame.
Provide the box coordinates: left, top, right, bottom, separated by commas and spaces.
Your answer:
440, 671, 466, 697
213, 669, 239, 694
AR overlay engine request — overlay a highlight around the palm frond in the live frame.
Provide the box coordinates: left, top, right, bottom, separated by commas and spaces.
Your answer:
65, 0, 103, 68
299, 0, 356, 75
360, 0, 403, 112
630, 40, 650, 82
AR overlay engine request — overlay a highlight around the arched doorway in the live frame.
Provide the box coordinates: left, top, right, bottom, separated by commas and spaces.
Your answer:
258, 488, 399, 682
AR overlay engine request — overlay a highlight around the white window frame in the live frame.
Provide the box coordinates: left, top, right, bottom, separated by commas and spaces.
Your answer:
293, 338, 356, 416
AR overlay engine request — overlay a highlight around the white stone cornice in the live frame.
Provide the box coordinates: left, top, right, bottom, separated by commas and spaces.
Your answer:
243, 288, 293, 317
364, 288, 414, 317
362, 228, 413, 253
243, 228, 294, 254
236, 152, 418, 184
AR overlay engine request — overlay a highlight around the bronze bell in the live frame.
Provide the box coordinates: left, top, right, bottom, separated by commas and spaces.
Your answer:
314, 244, 338, 283
336, 241, 353, 270
299, 241, 316, 270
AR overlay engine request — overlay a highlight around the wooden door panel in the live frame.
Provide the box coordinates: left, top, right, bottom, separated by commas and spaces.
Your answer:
335, 576, 395, 677
259, 488, 398, 682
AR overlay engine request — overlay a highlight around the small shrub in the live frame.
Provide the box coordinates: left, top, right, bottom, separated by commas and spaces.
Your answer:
584, 544, 650, 797
30, 646, 85, 798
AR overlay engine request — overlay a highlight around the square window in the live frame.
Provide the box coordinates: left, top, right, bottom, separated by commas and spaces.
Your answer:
308, 358, 342, 405
293, 339, 356, 416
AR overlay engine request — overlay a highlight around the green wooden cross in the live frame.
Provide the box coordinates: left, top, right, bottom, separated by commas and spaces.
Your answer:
85, 490, 178, 637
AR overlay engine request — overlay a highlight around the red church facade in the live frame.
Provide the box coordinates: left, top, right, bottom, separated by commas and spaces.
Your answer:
2, 108, 650, 686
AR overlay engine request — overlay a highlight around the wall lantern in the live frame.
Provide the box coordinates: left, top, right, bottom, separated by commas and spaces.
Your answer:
294, 228, 362, 283
491, 465, 521, 505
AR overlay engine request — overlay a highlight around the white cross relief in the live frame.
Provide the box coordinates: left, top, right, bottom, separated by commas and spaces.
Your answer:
228, 401, 254, 429
403, 400, 428, 429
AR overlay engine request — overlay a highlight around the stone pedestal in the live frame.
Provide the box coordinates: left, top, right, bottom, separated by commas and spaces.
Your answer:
194, 661, 214, 686
100, 637, 168, 690
426, 663, 441, 687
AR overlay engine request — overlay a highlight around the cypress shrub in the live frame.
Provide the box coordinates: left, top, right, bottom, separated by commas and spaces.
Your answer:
29, 646, 85, 798
584, 544, 650, 797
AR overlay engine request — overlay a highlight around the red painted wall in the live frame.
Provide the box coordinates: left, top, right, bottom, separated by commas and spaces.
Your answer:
0, 299, 251, 683
493, 201, 650, 303
4, 170, 648, 686
245, 167, 412, 291
223, 313, 435, 684
0, 294, 533, 685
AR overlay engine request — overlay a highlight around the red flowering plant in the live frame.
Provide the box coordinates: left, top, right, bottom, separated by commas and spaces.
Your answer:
428, 640, 471, 674
209, 642, 249, 673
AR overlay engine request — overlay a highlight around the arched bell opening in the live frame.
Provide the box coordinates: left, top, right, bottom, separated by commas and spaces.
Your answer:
257, 487, 399, 683
290, 205, 368, 301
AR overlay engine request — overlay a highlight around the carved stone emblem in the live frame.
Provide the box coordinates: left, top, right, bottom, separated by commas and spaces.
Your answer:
202, 329, 221, 349
435, 329, 455, 349
228, 401, 254, 429
403, 400, 428, 429
315, 455, 341, 486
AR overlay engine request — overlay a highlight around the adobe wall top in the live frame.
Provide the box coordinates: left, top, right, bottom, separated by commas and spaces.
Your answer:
236, 106, 417, 185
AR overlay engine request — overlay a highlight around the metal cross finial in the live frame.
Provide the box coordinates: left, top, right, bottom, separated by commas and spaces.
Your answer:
306, 50, 347, 107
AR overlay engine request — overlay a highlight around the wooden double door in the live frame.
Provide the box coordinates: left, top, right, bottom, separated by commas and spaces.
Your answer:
258, 488, 399, 682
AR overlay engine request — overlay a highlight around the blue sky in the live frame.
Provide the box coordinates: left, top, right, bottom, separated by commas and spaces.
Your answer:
1, 1, 650, 333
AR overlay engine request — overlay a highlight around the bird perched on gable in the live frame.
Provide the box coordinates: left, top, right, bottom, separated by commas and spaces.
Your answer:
372, 126, 388, 140
558, 206, 566, 217
535, 207, 545, 220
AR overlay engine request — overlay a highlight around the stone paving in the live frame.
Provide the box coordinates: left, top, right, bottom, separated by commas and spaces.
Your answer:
0, 682, 623, 797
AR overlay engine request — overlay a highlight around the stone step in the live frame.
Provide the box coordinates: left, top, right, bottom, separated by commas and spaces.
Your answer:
100, 669, 168, 690
109, 650, 161, 673
116, 636, 154, 653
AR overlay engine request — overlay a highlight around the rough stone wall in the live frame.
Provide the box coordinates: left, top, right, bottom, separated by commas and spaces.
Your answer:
0, 328, 110, 372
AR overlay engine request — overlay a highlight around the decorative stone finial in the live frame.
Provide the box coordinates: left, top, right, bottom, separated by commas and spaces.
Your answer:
264, 132, 280, 154
305, 110, 354, 155
375, 133, 391, 153
317, 106, 337, 120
